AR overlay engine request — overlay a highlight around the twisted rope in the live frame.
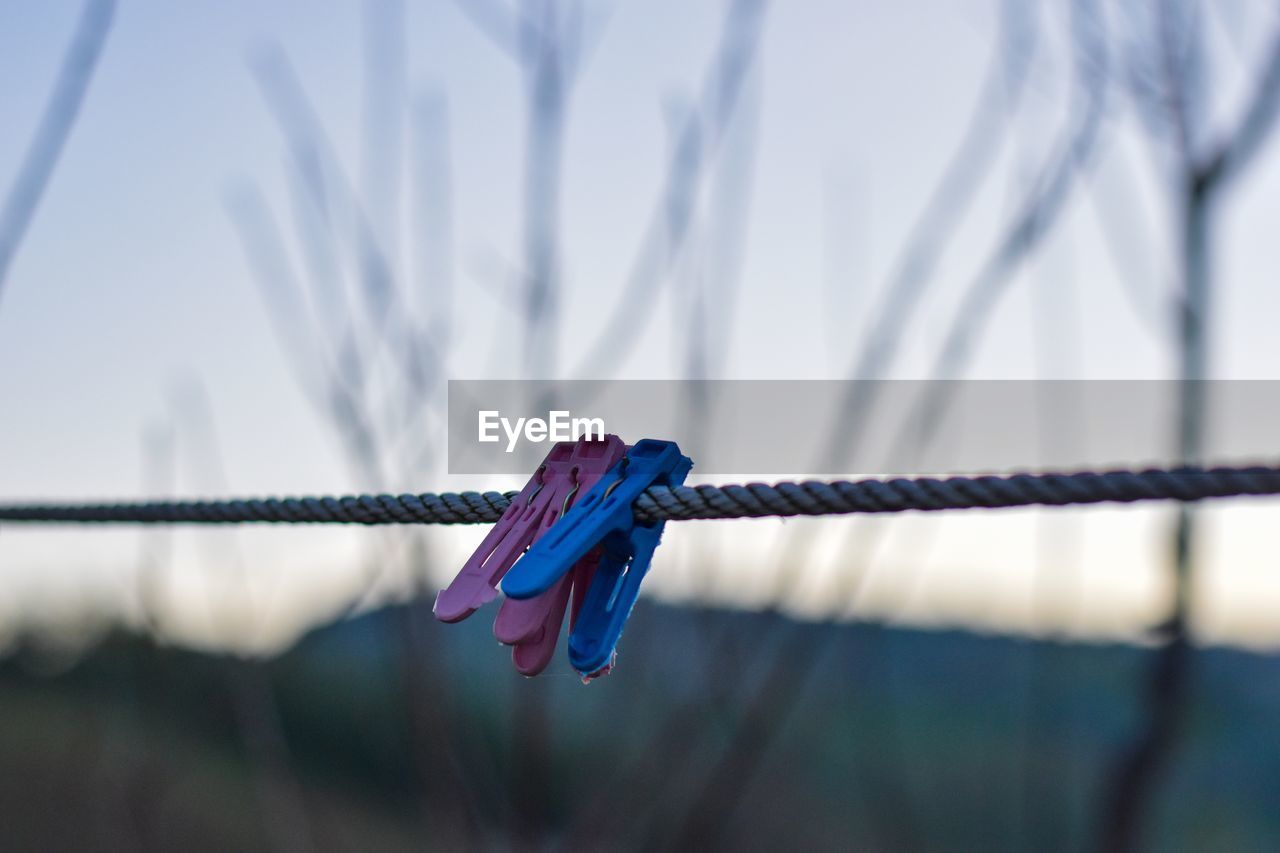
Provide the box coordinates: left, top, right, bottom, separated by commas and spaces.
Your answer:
1, 463, 1278, 526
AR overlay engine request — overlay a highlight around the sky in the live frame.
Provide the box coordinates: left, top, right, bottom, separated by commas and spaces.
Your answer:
2, 0, 1280, 653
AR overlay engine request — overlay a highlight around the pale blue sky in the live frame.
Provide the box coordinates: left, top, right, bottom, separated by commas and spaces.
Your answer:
2, 1, 1280, 651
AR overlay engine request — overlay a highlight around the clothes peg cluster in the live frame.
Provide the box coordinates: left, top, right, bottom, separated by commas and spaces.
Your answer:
434, 436, 691, 679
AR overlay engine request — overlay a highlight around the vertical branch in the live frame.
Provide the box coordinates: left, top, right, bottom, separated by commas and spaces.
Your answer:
411, 92, 456, 369
360, 0, 406, 260
1099, 8, 1280, 851
1098, 115, 1207, 853
145, 382, 319, 850
519, 1, 568, 380
135, 422, 177, 637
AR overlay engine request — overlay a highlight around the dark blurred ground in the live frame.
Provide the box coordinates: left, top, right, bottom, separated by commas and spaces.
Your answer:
0, 601, 1277, 851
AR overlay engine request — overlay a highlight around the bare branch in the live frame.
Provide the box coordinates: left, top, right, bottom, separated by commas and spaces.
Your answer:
248, 46, 449, 423
451, 0, 535, 64
918, 0, 1110, 404
1200, 13, 1280, 187
0, 0, 115, 299
766, 0, 1044, 613
813, 0, 1039, 474
1157, 0, 1195, 166
224, 183, 385, 485
571, 0, 769, 379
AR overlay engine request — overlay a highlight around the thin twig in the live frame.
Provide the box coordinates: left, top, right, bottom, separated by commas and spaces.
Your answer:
0, 0, 115, 299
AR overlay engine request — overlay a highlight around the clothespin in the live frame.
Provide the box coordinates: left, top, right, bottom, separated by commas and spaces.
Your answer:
503, 439, 692, 678
491, 438, 625, 674
434, 435, 626, 676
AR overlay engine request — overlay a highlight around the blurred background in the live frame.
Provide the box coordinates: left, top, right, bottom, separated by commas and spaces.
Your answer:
2, 0, 1280, 849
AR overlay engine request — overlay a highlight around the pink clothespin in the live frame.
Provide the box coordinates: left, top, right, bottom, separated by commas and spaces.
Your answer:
434, 435, 627, 675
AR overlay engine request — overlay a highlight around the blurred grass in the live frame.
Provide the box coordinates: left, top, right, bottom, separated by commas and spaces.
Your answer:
0, 602, 1278, 850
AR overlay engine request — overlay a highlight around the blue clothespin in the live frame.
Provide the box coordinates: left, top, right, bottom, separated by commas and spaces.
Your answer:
502, 439, 692, 677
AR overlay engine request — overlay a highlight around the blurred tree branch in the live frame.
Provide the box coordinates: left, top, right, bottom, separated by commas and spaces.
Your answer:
1099, 6, 1280, 852
570, 0, 769, 381
0, 0, 114, 301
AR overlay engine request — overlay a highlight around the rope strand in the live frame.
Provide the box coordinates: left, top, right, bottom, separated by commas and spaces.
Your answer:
1, 463, 1278, 526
